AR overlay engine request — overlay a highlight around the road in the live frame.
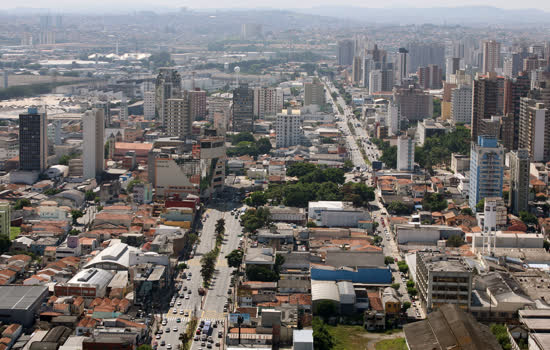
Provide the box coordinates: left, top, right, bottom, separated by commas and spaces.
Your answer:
153, 200, 243, 350
324, 78, 425, 320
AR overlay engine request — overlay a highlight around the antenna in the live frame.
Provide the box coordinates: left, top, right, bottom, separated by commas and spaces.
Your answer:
234, 66, 240, 88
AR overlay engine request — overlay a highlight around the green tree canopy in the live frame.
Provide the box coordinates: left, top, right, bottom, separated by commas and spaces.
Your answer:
245, 265, 278, 282
422, 192, 448, 212
447, 234, 465, 247
245, 191, 268, 207
226, 249, 244, 268
388, 201, 413, 215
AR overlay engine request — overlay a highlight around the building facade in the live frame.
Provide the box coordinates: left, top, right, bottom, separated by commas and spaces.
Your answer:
276, 110, 302, 149
232, 83, 254, 132
508, 149, 530, 215
451, 85, 473, 124
469, 136, 504, 211
482, 40, 501, 74
397, 136, 414, 171
83, 108, 105, 180
304, 79, 325, 106
19, 108, 47, 172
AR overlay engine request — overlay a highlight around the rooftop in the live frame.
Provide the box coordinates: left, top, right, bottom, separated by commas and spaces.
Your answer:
0, 285, 48, 310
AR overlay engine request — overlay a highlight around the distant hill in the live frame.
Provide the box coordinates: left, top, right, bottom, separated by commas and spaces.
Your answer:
291, 6, 550, 25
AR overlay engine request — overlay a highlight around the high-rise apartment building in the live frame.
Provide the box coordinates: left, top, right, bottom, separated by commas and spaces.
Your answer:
451, 85, 473, 124
337, 40, 355, 66
469, 136, 504, 211
406, 43, 445, 73
508, 149, 530, 215
503, 53, 524, 78
253, 87, 283, 117
502, 72, 531, 150
275, 109, 302, 149
397, 136, 414, 171
189, 88, 207, 120
417, 64, 442, 89
165, 93, 192, 139
482, 40, 501, 74
518, 98, 549, 162
387, 103, 400, 136
362, 56, 374, 88
155, 68, 182, 128
304, 79, 325, 106
471, 73, 504, 141
119, 95, 128, 121
83, 108, 105, 180
19, 108, 47, 172
352, 56, 363, 85
232, 83, 254, 132
395, 48, 408, 86
144, 91, 155, 120
0, 202, 10, 237
445, 57, 461, 78
393, 85, 433, 121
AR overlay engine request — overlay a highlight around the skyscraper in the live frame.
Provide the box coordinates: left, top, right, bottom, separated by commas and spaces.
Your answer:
395, 48, 408, 86
397, 136, 414, 171
83, 108, 105, 180
165, 92, 193, 139
417, 65, 442, 89
502, 72, 531, 150
469, 136, 504, 211
352, 56, 363, 85
482, 40, 501, 74
189, 88, 207, 120
471, 73, 504, 141
393, 85, 433, 121
518, 98, 549, 162
508, 149, 530, 215
337, 40, 355, 66
232, 83, 254, 132
19, 108, 47, 172
406, 43, 445, 73
155, 68, 182, 128
445, 57, 461, 78
144, 91, 155, 120
254, 87, 283, 118
276, 109, 302, 149
304, 79, 325, 106
451, 85, 473, 124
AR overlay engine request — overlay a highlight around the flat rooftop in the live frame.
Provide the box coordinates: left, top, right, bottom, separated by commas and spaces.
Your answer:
0, 285, 48, 310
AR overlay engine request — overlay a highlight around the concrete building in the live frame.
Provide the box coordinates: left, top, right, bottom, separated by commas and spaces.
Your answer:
406, 43, 445, 74
241, 23, 262, 40
293, 330, 313, 350
395, 224, 464, 245
165, 94, 192, 139
189, 88, 206, 120
155, 68, 182, 128
446, 57, 461, 78
304, 79, 325, 107
518, 98, 549, 162
417, 64, 442, 89
502, 72, 530, 150
451, 153, 470, 173
56, 268, 114, 298
416, 119, 446, 146
253, 87, 283, 117
469, 136, 504, 211
397, 135, 414, 171
308, 201, 369, 227
393, 85, 433, 121
387, 103, 400, 136
508, 149, 530, 215
82, 108, 104, 180
337, 39, 354, 66
395, 48, 408, 86
19, 108, 47, 172
482, 40, 501, 74
232, 83, 254, 132
0, 202, 10, 237
471, 73, 504, 141
0, 285, 49, 327
416, 252, 473, 312
143, 91, 155, 120
369, 69, 394, 94
275, 109, 302, 148
450, 85, 472, 124
352, 56, 363, 85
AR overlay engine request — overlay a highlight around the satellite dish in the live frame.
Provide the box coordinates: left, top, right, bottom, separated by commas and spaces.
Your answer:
234, 66, 240, 73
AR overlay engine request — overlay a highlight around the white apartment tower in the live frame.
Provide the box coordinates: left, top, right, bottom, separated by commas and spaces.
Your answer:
395, 48, 408, 86
254, 87, 283, 117
144, 91, 155, 120
387, 103, 400, 136
83, 108, 105, 180
276, 109, 302, 149
451, 85, 473, 124
165, 93, 192, 139
397, 135, 414, 171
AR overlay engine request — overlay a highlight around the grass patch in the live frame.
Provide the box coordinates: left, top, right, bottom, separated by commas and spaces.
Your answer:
375, 338, 407, 350
9, 227, 20, 240
327, 325, 371, 350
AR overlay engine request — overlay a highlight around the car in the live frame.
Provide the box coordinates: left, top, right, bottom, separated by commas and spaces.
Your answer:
184, 311, 189, 317
187, 276, 191, 281
194, 335, 200, 341
156, 335, 161, 339
160, 341, 165, 346
162, 320, 167, 326
188, 290, 192, 294
207, 344, 212, 349
172, 309, 177, 314
216, 343, 220, 347
166, 345, 172, 350
208, 336, 213, 343
183, 286, 187, 291
173, 327, 178, 332
201, 342, 206, 347
177, 301, 181, 306
189, 272, 192, 276
180, 309, 184, 315
223, 307, 228, 312
165, 327, 170, 333
176, 318, 181, 323
185, 295, 189, 299
196, 329, 201, 335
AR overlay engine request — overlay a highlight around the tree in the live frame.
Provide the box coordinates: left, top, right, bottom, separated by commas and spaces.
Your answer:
201, 250, 218, 286
71, 209, 84, 225
85, 190, 95, 201
245, 191, 268, 207
312, 318, 334, 350
176, 263, 187, 270
226, 250, 244, 268
343, 159, 354, 171
447, 234, 465, 247
245, 265, 278, 282
407, 287, 418, 296
402, 301, 412, 312
544, 240, 550, 252
137, 345, 153, 350
287, 162, 317, 177
0, 235, 10, 254
126, 179, 143, 193
391, 283, 400, 290
240, 207, 271, 233
256, 137, 272, 155
215, 218, 226, 235
422, 192, 448, 212
315, 300, 338, 321
306, 221, 317, 228
397, 261, 409, 274
59, 154, 71, 165
476, 199, 485, 212
461, 208, 473, 216
231, 132, 255, 145
520, 211, 538, 225
274, 254, 285, 275
406, 280, 415, 288
13, 198, 31, 210
387, 201, 412, 215
384, 256, 395, 265
68, 229, 81, 236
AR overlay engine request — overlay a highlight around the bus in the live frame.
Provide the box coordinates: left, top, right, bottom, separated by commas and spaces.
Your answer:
202, 321, 211, 337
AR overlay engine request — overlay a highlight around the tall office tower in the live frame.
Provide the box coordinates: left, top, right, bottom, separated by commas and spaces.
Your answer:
395, 48, 408, 86
451, 85, 473, 124
144, 91, 155, 120
39, 31, 56, 45
393, 85, 433, 121
502, 72, 531, 150
469, 136, 504, 211
165, 92, 192, 139
362, 55, 374, 88
155, 68, 182, 128
508, 149, 530, 215
446, 57, 461, 78
119, 95, 128, 121
241, 23, 262, 40
406, 43, 445, 73
83, 108, 105, 180
352, 56, 363, 85
253, 87, 283, 117
381, 68, 394, 92
189, 88, 207, 120
20, 32, 33, 46
482, 40, 501, 74
518, 98, 549, 162
397, 136, 414, 171
471, 73, 504, 141
337, 40, 355, 66
387, 103, 400, 135
19, 108, 47, 172
304, 78, 325, 106
275, 109, 302, 148
232, 83, 254, 132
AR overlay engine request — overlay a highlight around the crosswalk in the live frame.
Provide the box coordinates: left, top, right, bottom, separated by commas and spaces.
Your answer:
187, 257, 201, 267
200, 310, 226, 319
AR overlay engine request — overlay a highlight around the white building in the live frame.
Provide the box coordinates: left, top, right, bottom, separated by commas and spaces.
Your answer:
482, 40, 501, 74
254, 87, 283, 117
395, 48, 408, 86
308, 201, 369, 227
369, 70, 382, 95
165, 97, 192, 139
387, 104, 400, 136
451, 85, 472, 124
397, 136, 414, 171
82, 108, 104, 180
276, 109, 302, 149
144, 91, 155, 120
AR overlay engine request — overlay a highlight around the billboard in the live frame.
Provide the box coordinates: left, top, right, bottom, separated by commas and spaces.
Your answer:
229, 313, 251, 325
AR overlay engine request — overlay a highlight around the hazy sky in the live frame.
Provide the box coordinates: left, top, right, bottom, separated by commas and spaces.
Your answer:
3, 0, 550, 11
